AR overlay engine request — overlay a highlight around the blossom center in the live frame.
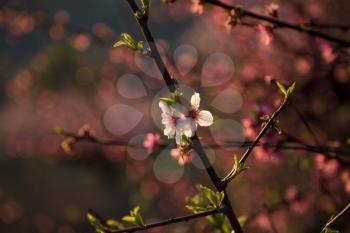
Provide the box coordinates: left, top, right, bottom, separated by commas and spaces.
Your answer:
188, 108, 198, 120
171, 116, 178, 125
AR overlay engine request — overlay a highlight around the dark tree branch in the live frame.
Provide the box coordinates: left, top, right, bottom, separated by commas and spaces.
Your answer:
126, 0, 177, 92
56, 128, 350, 164
203, 0, 350, 48
123, 0, 243, 232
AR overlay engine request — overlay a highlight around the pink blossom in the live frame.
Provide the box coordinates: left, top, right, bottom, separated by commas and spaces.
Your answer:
314, 154, 339, 177
255, 213, 271, 231
242, 118, 258, 139
341, 171, 350, 194
319, 42, 336, 63
191, 0, 204, 15
265, 3, 279, 18
257, 24, 273, 45
143, 133, 161, 154
170, 148, 192, 165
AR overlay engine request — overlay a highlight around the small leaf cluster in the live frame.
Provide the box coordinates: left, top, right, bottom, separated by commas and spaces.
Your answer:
114, 33, 144, 53
186, 185, 230, 233
276, 81, 296, 99
122, 206, 145, 228
87, 210, 124, 233
141, 0, 152, 14
159, 91, 182, 105
324, 228, 339, 233
225, 155, 248, 183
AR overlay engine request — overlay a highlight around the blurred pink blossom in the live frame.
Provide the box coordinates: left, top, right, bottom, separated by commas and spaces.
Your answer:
170, 148, 192, 165
265, 3, 279, 18
191, 0, 204, 15
143, 133, 161, 154
257, 24, 273, 45
319, 42, 337, 63
314, 154, 339, 177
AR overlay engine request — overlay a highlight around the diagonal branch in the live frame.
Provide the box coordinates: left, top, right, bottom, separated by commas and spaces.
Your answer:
222, 99, 288, 185
203, 0, 350, 48
321, 203, 350, 232
126, 0, 177, 92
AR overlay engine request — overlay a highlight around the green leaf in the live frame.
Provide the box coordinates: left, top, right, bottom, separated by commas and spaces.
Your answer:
121, 216, 135, 223
113, 40, 127, 48
105, 219, 124, 230
137, 41, 144, 52
226, 155, 248, 182
122, 206, 145, 228
197, 185, 224, 209
121, 33, 135, 45
87, 210, 106, 233
324, 228, 339, 233
54, 125, 64, 135
113, 33, 137, 50
275, 81, 296, 99
238, 215, 248, 227
160, 97, 176, 105
276, 81, 287, 97
141, 0, 151, 12
186, 189, 230, 233
286, 82, 296, 97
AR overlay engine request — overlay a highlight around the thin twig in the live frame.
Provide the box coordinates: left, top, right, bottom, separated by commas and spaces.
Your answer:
56, 129, 350, 164
204, 0, 350, 48
321, 203, 350, 232
304, 22, 350, 31
107, 209, 222, 233
222, 99, 288, 185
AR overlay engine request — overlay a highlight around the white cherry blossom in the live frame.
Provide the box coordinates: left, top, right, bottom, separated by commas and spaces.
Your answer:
187, 92, 214, 128
159, 101, 186, 144
159, 92, 213, 145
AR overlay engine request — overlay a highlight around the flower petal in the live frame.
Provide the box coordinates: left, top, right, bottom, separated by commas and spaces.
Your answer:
175, 130, 183, 145
178, 118, 196, 138
164, 125, 175, 138
172, 103, 188, 118
197, 110, 214, 126
159, 101, 171, 114
190, 92, 200, 110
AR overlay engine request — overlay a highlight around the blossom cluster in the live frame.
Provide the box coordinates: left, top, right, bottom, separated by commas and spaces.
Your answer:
158, 92, 213, 164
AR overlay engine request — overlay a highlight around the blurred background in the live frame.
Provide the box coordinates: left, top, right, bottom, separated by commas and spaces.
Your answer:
0, 0, 350, 232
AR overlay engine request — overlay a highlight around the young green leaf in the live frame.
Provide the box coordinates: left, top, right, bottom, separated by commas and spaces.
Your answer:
87, 210, 106, 233
114, 33, 137, 50
105, 219, 124, 230
238, 215, 248, 227
141, 0, 152, 12
121, 216, 135, 223
186, 188, 229, 233
286, 82, 296, 97
324, 228, 339, 233
137, 41, 144, 52
275, 81, 287, 97
197, 184, 224, 209
275, 81, 296, 99
122, 206, 145, 228
160, 97, 176, 105
226, 155, 248, 182
54, 125, 64, 135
